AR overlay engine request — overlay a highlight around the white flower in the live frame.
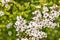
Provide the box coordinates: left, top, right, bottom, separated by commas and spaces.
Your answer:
50, 4, 58, 9
43, 13, 49, 18
42, 19, 49, 27
43, 6, 49, 12
25, 29, 32, 36
21, 38, 28, 40
17, 16, 23, 21
31, 29, 39, 37
28, 21, 37, 28
32, 10, 42, 22
37, 13, 42, 18
48, 21, 56, 29
37, 22, 43, 29
6, 22, 13, 29
32, 17, 39, 21
49, 14, 55, 20
0, 11, 4, 16
15, 16, 27, 32
50, 10, 55, 13
2, 0, 10, 3
8, 31, 12, 36
38, 31, 47, 39
49, 10, 60, 20
51, 10, 59, 18
16, 27, 19, 31
26, 28, 38, 37
32, 10, 41, 15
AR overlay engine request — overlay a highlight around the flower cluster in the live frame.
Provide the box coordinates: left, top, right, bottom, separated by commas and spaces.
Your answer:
1, 0, 11, 8
14, 16, 27, 36
14, 4, 60, 40
1, 0, 11, 4
15, 16, 27, 32
26, 28, 47, 39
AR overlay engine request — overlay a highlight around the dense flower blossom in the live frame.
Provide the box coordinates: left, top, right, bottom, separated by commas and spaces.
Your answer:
15, 16, 27, 32
1, 0, 11, 8
26, 28, 47, 38
14, 4, 60, 40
